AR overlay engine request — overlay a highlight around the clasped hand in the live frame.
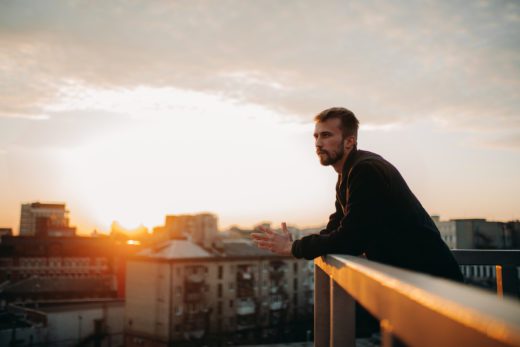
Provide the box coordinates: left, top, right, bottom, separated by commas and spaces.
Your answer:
251, 222, 293, 256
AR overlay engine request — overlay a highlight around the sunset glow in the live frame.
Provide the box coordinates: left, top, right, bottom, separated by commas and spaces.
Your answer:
0, 1, 519, 234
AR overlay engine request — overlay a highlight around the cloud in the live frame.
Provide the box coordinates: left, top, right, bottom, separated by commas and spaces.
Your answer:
0, 0, 519, 147
478, 131, 520, 151
0, 109, 128, 149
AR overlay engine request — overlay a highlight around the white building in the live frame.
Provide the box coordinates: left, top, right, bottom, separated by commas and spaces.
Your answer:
432, 216, 509, 249
0, 300, 124, 347
432, 216, 458, 249
125, 239, 313, 346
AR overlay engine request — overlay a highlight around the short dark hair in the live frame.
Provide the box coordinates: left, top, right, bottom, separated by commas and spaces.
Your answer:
314, 107, 359, 139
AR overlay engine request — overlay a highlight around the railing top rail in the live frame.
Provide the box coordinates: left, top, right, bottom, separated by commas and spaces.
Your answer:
451, 249, 520, 265
316, 254, 520, 347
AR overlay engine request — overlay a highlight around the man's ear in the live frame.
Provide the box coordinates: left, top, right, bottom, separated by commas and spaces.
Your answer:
344, 136, 356, 150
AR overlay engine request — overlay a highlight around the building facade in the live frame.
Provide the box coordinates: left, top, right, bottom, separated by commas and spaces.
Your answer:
124, 240, 313, 346
0, 300, 124, 347
153, 213, 218, 250
19, 202, 76, 237
432, 216, 515, 249
0, 236, 135, 305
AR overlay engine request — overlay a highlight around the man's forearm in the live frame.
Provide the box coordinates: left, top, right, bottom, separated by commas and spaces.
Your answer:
291, 236, 329, 260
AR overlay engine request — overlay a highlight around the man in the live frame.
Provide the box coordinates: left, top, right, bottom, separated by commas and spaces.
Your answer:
252, 107, 463, 282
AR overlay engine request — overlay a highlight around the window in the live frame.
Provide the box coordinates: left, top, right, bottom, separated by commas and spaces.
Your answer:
293, 278, 298, 290
229, 300, 233, 308
218, 265, 223, 279
218, 283, 222, 298
217, 301, 222, 315
293, 262, 298, 273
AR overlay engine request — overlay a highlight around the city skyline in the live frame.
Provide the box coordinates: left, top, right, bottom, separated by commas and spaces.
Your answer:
1, 1, 519, 234
2, 200, 518, 237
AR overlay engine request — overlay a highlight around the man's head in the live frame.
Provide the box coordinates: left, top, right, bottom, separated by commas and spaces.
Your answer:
313, 107, 359, 167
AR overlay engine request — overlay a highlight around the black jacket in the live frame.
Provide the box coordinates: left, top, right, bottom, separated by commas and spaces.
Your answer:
292, 148, 463, 282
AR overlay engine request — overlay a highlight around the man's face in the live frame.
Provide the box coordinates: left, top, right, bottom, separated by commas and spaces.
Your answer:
313, 118, 347, 166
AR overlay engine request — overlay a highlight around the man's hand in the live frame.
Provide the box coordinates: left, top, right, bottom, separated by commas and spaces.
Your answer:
251, 222, 293, 256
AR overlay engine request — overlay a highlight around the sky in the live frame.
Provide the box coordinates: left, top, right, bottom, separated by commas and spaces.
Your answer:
0, 0, 519, 235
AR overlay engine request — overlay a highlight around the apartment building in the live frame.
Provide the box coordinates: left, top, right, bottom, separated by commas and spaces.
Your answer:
19, 202, 76, 237
153, 213, 218, 249
0, 236, 134, 304
432, 216, 515, 249
125, 239, 313, 346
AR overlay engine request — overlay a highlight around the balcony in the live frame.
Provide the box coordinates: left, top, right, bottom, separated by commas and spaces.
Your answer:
237, 270, 253, 281
236, 298, 256, 315
268, 293, 285, 311
236, 313, 256, 331
269, 268, 285, 282
269, 260, 288, 283
313, 250, 520, 347
269, 300, 283, 311
237, 274, 256, 298
184, 282, 207, 302
186, 273, 205, 283
183, 311, 206, 338
185, 292, 204, 303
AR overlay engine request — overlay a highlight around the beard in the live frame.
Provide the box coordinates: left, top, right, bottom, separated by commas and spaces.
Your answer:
318, 145, 345, 166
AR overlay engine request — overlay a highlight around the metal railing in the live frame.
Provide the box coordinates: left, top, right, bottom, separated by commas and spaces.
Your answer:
314, 254, 520, 347
452, 249, 520, 297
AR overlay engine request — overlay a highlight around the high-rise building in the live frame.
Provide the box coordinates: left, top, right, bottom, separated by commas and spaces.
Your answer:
19, 202, 76, 237
155, 213, 218, 249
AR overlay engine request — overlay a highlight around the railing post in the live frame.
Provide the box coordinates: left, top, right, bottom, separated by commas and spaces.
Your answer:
314, 264, 330, 347
331, 278, 355, 347
381, 320, 406, 347
381, 319, 394, 347
496, 265, 504, 297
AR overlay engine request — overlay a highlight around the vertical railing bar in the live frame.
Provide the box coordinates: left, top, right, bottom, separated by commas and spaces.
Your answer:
496, 265, 504, 298
330, 278, 355, 347
330, 276, 333, 345
314, 264, 330, 347
381, 319, 394, 347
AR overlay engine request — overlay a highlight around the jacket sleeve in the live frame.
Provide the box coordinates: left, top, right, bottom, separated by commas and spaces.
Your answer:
319, 200, 343, 235
292, 162, 386, 260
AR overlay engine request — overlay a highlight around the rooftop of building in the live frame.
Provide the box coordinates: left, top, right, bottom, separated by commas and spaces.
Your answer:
219, 239, 274, 257
138, 239, 213, 259
133, 238, 286, 262
25, 202, 66, 209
